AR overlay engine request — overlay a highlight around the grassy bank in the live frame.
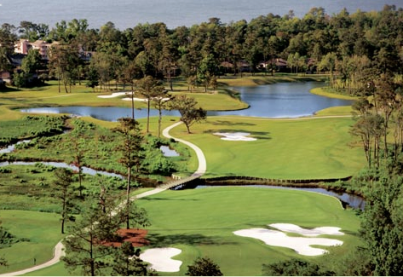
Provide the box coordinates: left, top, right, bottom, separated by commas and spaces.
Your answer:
310, 87, 358, 100
219, 74, 326, 87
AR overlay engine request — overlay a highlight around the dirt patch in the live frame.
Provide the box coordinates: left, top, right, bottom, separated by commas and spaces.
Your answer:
102, 229, 150, 247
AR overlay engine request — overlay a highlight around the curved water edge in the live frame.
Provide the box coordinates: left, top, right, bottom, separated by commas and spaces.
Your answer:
0, 140, 31, 154
0, 159, 364, 210
20, 82, 353, 121
195, 184, 365, 210
160, 145, 180, 157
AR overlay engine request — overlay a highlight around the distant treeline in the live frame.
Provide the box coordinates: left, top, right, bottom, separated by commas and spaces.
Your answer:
1, 4, 403, 92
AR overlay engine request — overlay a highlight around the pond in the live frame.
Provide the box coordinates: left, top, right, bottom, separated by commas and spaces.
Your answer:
160, 145, 180, 157
212, 82, 352, 117
21, 82, 352, 121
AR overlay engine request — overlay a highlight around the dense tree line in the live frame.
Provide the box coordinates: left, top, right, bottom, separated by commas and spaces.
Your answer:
1, 5, 403, 92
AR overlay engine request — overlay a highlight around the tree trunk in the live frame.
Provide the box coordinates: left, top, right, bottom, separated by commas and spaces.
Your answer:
78, 170, 82, 198
158, 109, 162, 138
146, 99, 151, 133
185, 122, 191, 134
131, 84, 135, 120
90, 233, 95, 276
126, 167, 131, 229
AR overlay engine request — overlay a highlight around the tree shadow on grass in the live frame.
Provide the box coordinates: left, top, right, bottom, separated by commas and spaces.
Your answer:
210, 120, 255, 127
147, 233, 237, 247
140, 197, 200, 201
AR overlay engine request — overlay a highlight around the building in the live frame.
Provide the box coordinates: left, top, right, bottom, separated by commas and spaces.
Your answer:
14, 39, 59, 61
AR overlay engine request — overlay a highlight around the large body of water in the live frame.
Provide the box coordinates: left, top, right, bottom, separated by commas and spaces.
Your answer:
0, 0, 401, 29
21, 82, 352, 121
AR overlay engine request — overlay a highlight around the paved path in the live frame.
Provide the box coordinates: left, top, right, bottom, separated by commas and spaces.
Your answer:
0, 120, 206, 276
0, 241, 65, 276
135, 121, 206, 199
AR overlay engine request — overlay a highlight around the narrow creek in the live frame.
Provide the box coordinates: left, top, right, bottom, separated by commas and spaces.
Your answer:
0, 161, 124, 179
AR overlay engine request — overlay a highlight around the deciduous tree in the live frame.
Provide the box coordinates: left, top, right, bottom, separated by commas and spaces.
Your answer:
168, 95, 206, 134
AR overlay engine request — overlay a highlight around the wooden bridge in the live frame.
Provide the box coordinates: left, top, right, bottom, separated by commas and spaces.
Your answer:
158, 173, 203, 190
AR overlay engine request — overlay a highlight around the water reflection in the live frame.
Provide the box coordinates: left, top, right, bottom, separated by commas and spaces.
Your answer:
160, 146, 180, 157
21, 82, 352, 121
210, 82, 352, 118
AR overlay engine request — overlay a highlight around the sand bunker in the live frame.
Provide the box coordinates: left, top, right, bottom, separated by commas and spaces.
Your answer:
213, 132, 257, 141
269, 223, 344, 236
140, 248, 182, 272
97, 92, 129, 98
121, 97, 171, 102
98, 92, 170, 102
234, 223, 344, 256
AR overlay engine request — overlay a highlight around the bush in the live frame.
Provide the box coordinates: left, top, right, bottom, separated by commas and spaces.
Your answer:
186, 257, 223, 276
262, 259, 335, 276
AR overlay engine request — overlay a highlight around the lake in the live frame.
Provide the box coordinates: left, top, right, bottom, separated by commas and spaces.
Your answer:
0, 0, 401, 29
21, 82, 352, 121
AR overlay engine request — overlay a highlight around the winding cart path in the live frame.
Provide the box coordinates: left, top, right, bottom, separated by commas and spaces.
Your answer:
0, 120, 206, 276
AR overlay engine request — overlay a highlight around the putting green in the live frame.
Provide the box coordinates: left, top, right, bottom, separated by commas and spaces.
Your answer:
137, 186, 361, 276
170, 115, 365, 179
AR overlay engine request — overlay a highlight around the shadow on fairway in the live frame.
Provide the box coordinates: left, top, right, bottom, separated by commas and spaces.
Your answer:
147, 233, 237, 247
211, 120, 255, 126
0, 87, 21, 93
140, 197, 200, 201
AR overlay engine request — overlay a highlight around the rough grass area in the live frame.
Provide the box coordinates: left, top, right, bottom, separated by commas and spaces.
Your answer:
137, 187, 361, 276
0, 115, 66, 147
169, 115, 365, 179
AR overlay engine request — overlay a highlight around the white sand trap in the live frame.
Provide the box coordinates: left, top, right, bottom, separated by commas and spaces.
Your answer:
234, 227, 343, 256
269, 223, 344, 236
122, 97, 171, 102
97, 92, 129, 98
214, 132, 257, 141
140, 248, 182, 272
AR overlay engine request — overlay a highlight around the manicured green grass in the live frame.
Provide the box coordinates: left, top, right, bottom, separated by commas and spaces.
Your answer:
0, 210, 63, 274
169, 116, 365, 179
314, 106, 354, 116
136, 187, 361, 276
